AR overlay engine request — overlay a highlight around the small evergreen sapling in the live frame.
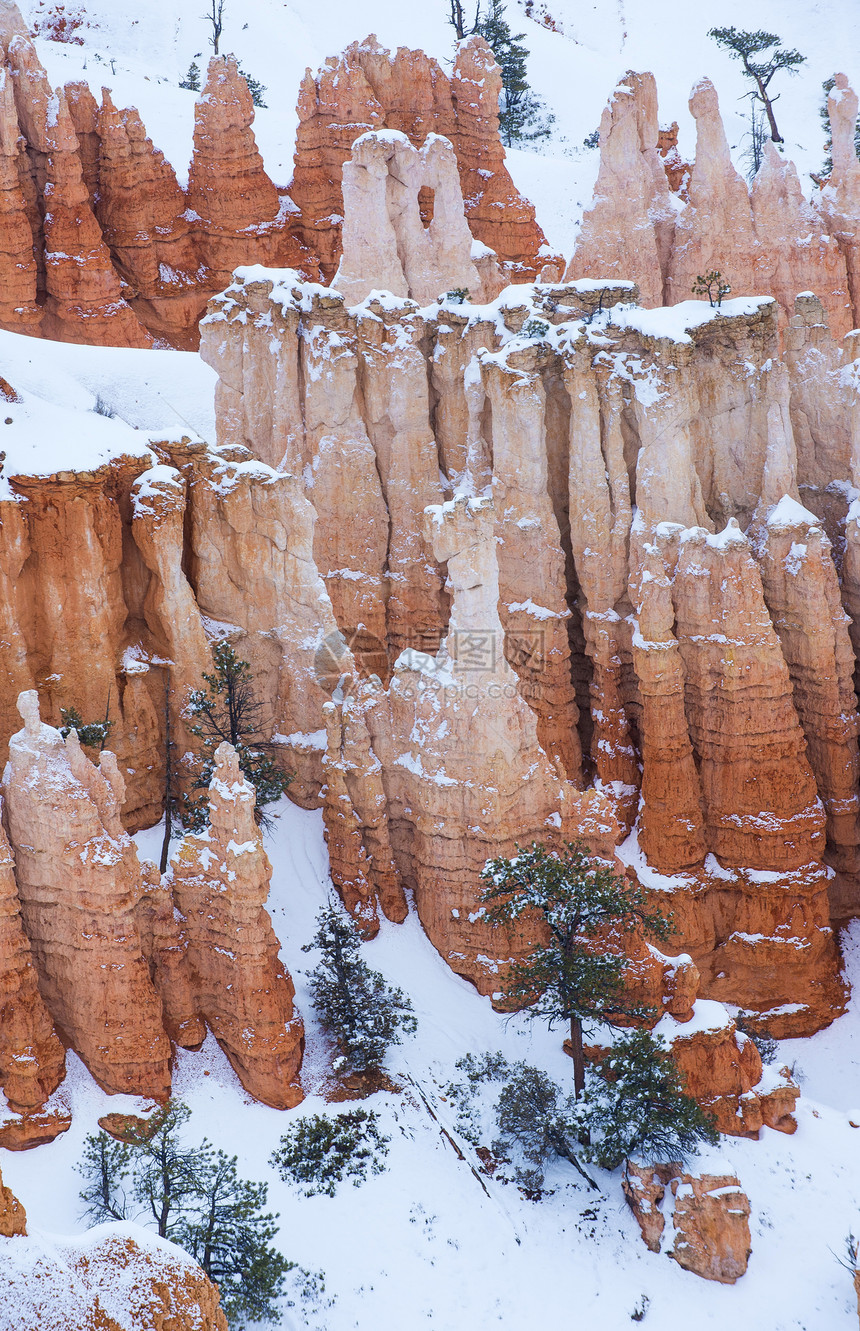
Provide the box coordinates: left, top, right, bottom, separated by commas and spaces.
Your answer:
480, 840, 672, 1095
180, 61, 201, 90
692, 270, 731, 308
577, 1028, 718, 1171
184, 641, 291, 830
271, 1109, 389, 1197
59, 704, 113, 751
303, 902, 416, 1074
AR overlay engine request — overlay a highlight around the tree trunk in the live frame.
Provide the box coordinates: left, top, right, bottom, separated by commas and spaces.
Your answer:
570, 1015, 585, 1098
756, 80, 782, 142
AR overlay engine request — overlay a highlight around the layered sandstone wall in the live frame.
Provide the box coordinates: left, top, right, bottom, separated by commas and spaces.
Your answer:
292, 33, 560, 286
0, 269, 856, 1134
568, 70, 860, 338
199, 269, 856, 1036
0, 687, 304, 1125
0, 12, 556, 348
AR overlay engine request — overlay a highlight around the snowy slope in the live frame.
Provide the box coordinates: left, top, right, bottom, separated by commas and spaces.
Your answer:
18, 0, 860, 257
3, 798, 860, 1331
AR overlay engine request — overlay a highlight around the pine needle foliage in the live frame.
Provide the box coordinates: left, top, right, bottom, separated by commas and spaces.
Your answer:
303, 902, 417, 1073
76, 1100, 295, 1327
184, 641, 291, 830
692, 270, 731, 307
77, 1131, 133, 1223
179, 61, 200, 90
480, 840, 672, 1094
578, 1028, 718, 1171
474, 0, 554, 144
708, 27, 805, 144
494, 1061, 596, 1192
271, 1109, 389, 1197
59, 705, 112, 750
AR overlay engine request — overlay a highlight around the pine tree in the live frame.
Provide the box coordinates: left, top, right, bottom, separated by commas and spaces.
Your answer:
179, 60, 200, 91
76, 1131, 133, 1224
303, 902, 417, 1074
708, 27, 805, 145
77, 1100, 292, 1327
494, 1061, 596, 1191
126, 1102, 200, 1240
577, 1028, 718, 1171
271, 1109, 389, 1197
473, 0, 553, 145
238, 63, 267, 107
480, 840, 672, 1095
59, 703, 113, 751
176, 1147, 290, 1324
185, 641, 291, 831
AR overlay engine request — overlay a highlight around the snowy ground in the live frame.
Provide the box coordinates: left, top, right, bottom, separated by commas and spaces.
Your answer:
17, 0, 860, 260
3, 800, 860, 1331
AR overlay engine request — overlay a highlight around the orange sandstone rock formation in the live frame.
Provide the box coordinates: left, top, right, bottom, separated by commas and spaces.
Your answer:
669, 1173, 752, 1283
200, 271, 851, 1032
292, 34, 559, 285
0, 801, 65, 1115
169, 743, 304, 1109
820, 74, 860, 322
0, 1226, 229, 1331
0, 1170, 25, 1237
624, 1164, 752, 1282
571, 69, 858, 335
6, 35, 149, 346
2, 692, 172, 1098
0, 67, 38, 332
564, 72, 675, 306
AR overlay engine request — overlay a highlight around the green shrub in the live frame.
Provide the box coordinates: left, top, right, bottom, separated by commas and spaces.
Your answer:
271, 1109, 389, 1197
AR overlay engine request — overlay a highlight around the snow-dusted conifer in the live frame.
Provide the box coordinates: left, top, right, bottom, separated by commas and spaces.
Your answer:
303, 902, 416, 1073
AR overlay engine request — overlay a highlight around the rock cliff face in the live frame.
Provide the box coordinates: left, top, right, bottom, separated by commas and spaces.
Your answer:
0, 800, 65, 1115
0, 1169, 26, 1237
334, 131, 484, 306
0, 13, 557, 347
199, 270, 855, 1036
0, 1224, 229, 1331
1, 267, 858, 1122
568, 70, 858, 338
291, 34, 560, 286
0, 693, 304, 1121
2, 692, 173, 1099
168, 743, 304, 1109
623, 1164, 752, 1282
